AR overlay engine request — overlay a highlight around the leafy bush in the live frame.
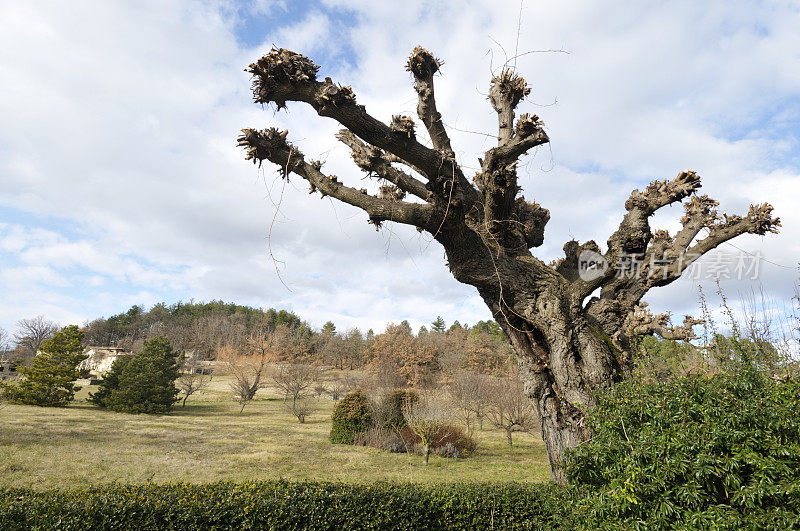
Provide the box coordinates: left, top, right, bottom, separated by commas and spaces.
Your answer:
330, 390, 373, 444
91, 337, 179, 414
565, 366, 800, 529
0, 325, 86, 407
372, 388, 418, 430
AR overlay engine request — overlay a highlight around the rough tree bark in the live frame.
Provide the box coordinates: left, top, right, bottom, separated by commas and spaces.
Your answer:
237, 47, 780, 484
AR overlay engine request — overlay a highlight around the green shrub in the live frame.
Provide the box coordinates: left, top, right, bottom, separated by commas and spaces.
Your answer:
0, 325, 86, 407
92, 337, 179, 414
0, 480, 578, 530
565, 366, 800, 529
88, 354, 132, 407
330, 390, 373, 444
374, 388, 418, 430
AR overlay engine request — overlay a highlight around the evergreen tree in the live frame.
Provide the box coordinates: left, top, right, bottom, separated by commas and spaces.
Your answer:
87, 354, 132, 407
431, 316, 446, 333
1, 325, 86, 407
102, 336, 180, 414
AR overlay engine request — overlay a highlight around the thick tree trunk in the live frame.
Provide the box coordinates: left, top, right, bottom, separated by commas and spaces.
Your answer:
517, 362, 586, 485
482, 288, 622, 485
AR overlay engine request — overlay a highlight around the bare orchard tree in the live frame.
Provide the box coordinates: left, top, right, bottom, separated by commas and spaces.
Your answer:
272, 363, 319, 423
272, 363, 317, 406
448, 370, 490, 436
287, 396, 317, 423
328, 373, 357, 402
176, 355, 211, 407
14, 316, 58, 357
402, 394, 449, 465
218, 330, 273, 413
487, 371, 537, 447
238, 47, 780, 483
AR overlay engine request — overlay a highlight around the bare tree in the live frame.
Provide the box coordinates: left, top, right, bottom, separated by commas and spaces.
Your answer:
176, 356, 211, 407
272, 363, 317, 407
287, 395, 317, 423
487, 373, 536, 447
319, 332, 347, 369
448, 370, 490, 436
327, 373, 358, 402
14, 316, 58, 357
238, 47, 780, 483
402, 394, 449, 464
0, 327, 10, 357
218, 330, 273, 413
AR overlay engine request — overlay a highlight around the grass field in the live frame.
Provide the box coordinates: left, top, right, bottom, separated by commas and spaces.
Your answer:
0, 376, 550, 489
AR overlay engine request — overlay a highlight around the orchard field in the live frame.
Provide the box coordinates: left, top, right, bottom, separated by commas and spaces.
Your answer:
0, 375, 550, 489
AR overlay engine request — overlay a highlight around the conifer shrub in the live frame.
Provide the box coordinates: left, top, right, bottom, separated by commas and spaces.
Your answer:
90, 336, 179, 414
88, 354, 132, 408
330, 389, 372, 444
0, 325, 86, 407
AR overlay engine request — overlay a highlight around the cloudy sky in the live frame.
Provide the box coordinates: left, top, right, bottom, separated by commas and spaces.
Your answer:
1, 0, 798, 336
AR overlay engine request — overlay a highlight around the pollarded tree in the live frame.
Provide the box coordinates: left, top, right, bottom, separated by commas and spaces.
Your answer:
238, 47, 780, 483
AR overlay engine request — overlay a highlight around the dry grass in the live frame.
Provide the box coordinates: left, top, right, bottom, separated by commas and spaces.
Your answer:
0, 376, 550, 489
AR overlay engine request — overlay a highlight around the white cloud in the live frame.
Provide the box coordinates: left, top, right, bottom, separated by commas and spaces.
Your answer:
0, 0, 798, 336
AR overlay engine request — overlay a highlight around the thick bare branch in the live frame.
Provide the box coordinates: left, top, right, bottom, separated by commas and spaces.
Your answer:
688, 203, 780, 255
335, 129, 429, 200
515, 197, 550, 249
639, 202, 781, 290
238, 128, 433, 229
406, 46, 454, 156
576, 171, 779, 312
247, 48, 478, 209
488, 69, 531, 146
673, 194, 719, 249
607, 170, 702, 255
553, 240, 602, 282
473, 113, 549, 249
624, 303, 703, 341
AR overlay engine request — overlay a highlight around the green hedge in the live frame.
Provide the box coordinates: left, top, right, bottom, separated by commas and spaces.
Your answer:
0, 480, 577, 530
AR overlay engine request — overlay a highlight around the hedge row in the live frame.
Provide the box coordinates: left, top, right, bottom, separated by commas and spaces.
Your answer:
0, 480, 578, 530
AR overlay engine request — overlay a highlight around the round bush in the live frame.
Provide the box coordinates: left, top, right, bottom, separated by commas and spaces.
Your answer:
330, 389, 373, 444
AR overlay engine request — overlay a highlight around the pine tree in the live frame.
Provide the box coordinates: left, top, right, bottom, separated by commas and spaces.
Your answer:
87, 354, 132, 407
431, 316, 446, 333
1, 325, 86, 407
102, 336, 180, 414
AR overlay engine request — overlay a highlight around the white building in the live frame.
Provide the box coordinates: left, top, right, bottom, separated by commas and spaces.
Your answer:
77, 346, 131, 379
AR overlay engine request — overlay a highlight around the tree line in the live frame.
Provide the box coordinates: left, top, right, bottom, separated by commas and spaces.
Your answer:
0, 301, 514, 381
